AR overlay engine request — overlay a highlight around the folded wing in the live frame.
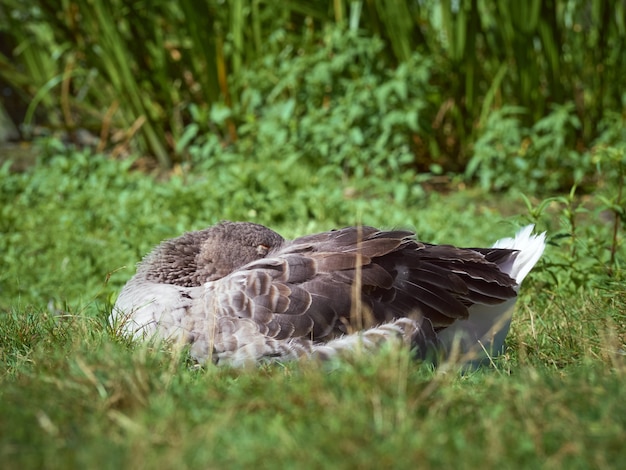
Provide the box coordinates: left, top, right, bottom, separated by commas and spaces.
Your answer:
206, 226, 520, 346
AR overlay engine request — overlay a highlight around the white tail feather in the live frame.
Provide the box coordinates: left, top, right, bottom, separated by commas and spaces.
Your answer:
437, 224, 546, 366
491, 224, 546, 285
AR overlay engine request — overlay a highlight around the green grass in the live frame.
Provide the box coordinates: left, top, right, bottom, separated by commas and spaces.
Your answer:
1, 147, 625, 468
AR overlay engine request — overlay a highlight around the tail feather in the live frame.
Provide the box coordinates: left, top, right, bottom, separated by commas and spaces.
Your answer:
491, 224, 546, 285
437, 224, 546, 366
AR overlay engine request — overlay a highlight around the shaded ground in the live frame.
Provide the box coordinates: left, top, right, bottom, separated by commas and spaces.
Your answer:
0, 142, 39, 172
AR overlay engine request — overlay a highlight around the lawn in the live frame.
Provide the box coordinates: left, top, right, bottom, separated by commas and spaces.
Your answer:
1, 147, 624, 469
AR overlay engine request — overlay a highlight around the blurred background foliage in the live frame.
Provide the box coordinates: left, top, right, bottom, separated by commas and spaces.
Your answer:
0, 0, 625, 191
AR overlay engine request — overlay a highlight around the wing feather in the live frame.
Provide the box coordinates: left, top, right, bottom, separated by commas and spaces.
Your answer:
199, 227, 520, 345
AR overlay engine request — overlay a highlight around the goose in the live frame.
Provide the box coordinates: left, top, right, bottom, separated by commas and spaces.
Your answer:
110, 222, 545, 367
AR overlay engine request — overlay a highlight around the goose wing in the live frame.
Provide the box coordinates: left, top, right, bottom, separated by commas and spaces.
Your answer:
205, 227, 520, 342
373, 244, 519, 329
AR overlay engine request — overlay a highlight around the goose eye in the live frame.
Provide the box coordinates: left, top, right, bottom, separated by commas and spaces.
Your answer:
256, 244, 270, 256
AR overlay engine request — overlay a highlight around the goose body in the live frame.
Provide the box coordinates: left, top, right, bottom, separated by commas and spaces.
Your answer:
111, 222, 545, 366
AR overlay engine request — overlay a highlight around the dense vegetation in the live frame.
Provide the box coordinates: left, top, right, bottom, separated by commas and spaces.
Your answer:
1, 1, 625, 181
0, 1, 625, 468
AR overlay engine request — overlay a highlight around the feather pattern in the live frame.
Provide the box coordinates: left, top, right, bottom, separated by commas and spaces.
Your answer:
111, 221, 545, 366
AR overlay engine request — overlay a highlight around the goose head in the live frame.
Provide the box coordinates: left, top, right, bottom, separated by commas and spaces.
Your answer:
138, 221, 285, 287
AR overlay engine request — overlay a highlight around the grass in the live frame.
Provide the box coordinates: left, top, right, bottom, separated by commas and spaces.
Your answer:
1, 145, 625, 468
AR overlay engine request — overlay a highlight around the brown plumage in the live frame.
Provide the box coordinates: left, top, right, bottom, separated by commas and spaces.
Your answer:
111, 221, 545, 366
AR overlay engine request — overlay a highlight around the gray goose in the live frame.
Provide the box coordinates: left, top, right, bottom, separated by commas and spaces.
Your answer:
111, 222, 545, 366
